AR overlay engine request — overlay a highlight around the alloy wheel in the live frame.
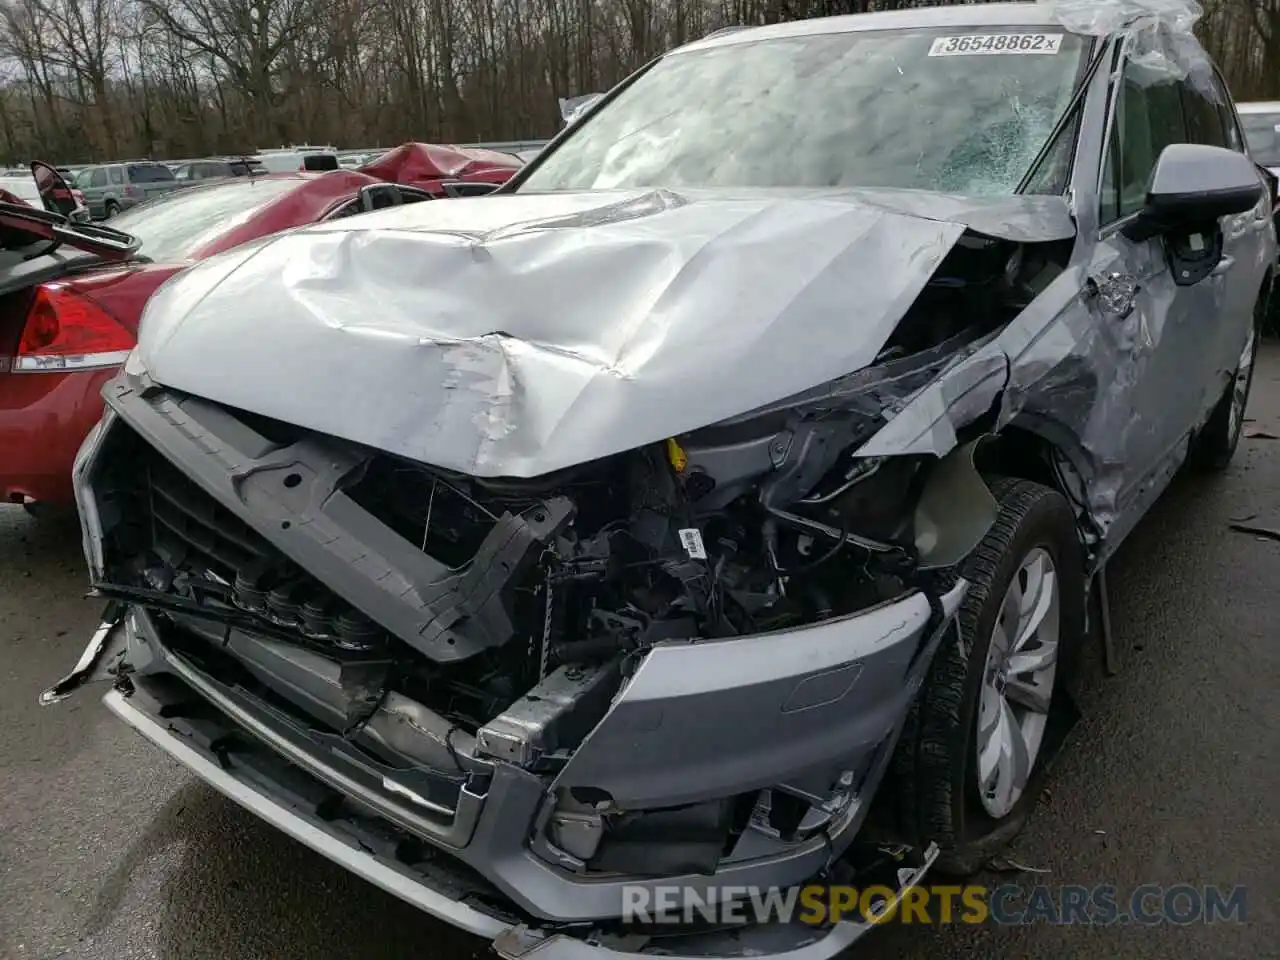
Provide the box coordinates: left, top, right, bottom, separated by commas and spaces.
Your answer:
975, 547, 1061, 819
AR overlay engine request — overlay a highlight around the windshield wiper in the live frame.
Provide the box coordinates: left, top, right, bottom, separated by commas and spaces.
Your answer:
0, 201, 140, 260
1016, 40, 1109, 196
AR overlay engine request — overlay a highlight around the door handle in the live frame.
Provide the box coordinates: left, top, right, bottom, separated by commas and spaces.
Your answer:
1210, 255, 1236, 277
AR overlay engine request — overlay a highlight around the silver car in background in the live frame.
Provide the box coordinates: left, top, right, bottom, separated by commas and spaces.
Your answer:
1238, 100, 1280, 181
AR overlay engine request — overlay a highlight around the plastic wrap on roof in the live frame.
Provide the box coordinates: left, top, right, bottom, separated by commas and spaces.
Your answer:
1044, 0, 1219, 100
559, 93, 604, 126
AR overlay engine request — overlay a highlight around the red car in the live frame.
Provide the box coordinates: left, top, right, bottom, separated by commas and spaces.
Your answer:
0, 144, 522, 509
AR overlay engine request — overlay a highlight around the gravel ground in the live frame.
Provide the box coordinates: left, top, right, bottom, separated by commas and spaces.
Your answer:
2, 350, 1277, 960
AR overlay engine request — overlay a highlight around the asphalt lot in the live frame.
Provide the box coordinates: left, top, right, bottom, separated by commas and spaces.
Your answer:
2, 352, 1278, 960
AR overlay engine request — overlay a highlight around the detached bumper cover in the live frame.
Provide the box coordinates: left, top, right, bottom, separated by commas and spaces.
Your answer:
103, 685, 510, 940
101, 657, 941, 960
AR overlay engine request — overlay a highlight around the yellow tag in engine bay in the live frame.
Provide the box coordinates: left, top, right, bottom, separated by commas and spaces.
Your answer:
666, 437, 688, 473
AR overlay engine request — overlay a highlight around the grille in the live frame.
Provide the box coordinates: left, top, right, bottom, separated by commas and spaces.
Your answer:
102, 427, 385, 651
145, 454, 277, 578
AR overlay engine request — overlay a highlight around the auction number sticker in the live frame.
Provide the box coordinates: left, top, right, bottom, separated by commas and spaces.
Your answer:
928, 33, 1064, 56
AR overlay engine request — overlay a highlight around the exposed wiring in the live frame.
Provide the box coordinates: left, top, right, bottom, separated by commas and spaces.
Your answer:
764, 503, 905, 558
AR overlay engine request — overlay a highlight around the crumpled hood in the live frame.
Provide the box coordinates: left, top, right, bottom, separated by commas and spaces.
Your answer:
136, 187, 1073, 477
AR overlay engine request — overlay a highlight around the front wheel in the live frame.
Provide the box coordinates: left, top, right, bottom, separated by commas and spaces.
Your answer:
889, 477, 1085, 875
1189, 310, 1261, 472
103, 200, 120, 219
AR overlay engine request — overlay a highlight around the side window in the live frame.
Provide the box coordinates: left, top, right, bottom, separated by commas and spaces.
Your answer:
89, 168, 107, 188
108, 167, 124, 185
1222, 109, 1245, 153
1206, 70, 1245, 152
1101, 66, 1188, 223
397, 186, 434, 205
1182, 84, 1228, 149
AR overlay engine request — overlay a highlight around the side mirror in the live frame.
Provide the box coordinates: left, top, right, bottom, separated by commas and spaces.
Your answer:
440, 181, 501, 198
1123, 143, 1264, 243
30, 160, 79, 218
357, 183, 404, 213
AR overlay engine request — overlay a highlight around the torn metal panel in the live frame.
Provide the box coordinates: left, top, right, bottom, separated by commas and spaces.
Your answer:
847, 246, 1183, 554
854, 342, 1010, 458
834, 188, 1075, 243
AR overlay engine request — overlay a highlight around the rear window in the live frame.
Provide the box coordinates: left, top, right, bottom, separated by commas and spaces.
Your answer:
108, 178, 303, 261
301, 154, 339, 171
128, 163, 176, 183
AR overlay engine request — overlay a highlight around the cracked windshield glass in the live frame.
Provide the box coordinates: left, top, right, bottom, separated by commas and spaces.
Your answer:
522, 28, 1088, 196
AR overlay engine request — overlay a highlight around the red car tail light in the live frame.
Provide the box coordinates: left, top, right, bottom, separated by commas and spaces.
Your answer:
10, 285, 133, 372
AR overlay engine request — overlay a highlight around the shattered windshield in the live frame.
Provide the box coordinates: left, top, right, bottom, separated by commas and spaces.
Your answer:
521, 27, 1089, 197
1240, 112, 1280, 167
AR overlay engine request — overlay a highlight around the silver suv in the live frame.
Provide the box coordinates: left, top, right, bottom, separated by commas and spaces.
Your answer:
74, 161, 183, 219
50, 5, 1277, 960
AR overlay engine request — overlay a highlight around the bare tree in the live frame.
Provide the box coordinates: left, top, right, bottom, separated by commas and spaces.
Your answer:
0, 0, 1275, 163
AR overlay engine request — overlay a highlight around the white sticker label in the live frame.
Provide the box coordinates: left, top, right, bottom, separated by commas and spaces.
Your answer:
928, 34, 1064, 57
678, 527, 708, 560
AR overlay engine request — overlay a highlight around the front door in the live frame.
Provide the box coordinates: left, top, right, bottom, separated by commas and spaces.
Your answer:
1092, 58, 1220, 537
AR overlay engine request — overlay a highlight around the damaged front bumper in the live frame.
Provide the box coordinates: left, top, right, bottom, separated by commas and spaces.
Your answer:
65, 593, 960, 960
55, 381, 970, 959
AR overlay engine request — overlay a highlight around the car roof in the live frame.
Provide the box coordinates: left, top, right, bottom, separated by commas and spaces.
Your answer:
81, 160, 165, 169
1237, 101, 1280, 114
684, 2, 1078, 51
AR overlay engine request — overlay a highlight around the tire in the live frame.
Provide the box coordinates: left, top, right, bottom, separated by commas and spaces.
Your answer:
888, 477, 1085, 875
104, 200, 120, 219
1189, 300, 1262, 472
